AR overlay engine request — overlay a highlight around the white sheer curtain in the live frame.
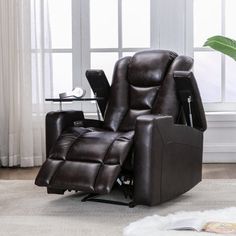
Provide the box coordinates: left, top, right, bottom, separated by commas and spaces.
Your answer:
0, 0, 52, 167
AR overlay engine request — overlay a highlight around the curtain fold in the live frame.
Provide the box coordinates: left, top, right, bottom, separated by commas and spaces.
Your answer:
0, 0, 52, 167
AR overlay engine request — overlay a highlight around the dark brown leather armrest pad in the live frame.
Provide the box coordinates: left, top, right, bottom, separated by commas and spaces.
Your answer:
46, 110, 84, 157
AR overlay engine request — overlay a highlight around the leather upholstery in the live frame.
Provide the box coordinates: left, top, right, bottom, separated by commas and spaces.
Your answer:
36, 127, 133, 194
134, 115, 203, 206
45, 111, 84, 157
152, 56, 194, 121
104, 50, 178, 131
35, 50, 206, 206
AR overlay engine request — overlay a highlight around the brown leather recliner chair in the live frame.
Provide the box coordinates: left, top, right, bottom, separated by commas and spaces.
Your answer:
35, 50, 207, 207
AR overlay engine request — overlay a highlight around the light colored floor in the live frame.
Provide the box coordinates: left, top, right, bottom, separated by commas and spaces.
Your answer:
203, 164, 236, 179
0, 167, 39, 180
1, 164, 236, 180
1, 179, 236, 236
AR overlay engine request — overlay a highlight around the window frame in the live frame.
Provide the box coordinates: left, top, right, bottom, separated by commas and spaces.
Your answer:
32, 0, 160, 113
31, 0, 82, 112
80, 0, 158, 113
189, 0, 236, 112
35, 0, 236, 114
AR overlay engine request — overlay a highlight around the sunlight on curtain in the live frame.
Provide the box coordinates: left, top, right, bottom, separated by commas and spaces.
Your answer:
0, 0, 52, 167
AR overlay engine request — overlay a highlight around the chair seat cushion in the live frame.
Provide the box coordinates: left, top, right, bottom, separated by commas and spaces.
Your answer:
35, 127, 134, 194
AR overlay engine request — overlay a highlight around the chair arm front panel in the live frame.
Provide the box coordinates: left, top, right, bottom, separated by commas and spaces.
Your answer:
82, 119, 104, 128
134, 115, 203, 206
46, 110, 84, 158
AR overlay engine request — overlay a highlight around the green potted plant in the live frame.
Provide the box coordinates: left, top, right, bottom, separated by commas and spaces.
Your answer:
204, 35, 236, 60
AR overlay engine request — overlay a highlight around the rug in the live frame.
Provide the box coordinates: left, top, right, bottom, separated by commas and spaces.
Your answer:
1, 180, 236, 236
123, 207, 236, 236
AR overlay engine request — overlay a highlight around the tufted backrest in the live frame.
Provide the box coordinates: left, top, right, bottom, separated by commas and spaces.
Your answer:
103, 50, 193, 132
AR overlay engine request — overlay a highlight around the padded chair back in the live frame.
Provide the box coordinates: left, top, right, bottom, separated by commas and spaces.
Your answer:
86, 70, 110, 117
104, 50, 194, 132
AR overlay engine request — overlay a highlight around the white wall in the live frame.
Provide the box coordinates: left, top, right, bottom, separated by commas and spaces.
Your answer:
204, 113, 236, 162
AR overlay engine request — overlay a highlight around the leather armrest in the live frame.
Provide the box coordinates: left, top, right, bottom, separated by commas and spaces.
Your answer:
46, 110, 84, 158
134, 114, 203, 206
174, 71, 207, 131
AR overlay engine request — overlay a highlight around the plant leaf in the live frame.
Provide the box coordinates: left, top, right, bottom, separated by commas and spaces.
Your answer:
203, 35, 236, 61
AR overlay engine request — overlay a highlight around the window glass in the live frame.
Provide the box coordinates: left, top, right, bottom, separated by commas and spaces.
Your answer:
32, 53, 42, 103
225, 57, 236, 102
90, 0, 118, 48
46, 0, 72, 48
91, 53, 118, 84
122, 0, 150, 48
32, 53, 54, 103
194, 0, 221, 47
31, 0, 41, 49
52, 53, 73, 97
225, 0, 236, 39
194, 52, 222, 102
122, 52, 136, 57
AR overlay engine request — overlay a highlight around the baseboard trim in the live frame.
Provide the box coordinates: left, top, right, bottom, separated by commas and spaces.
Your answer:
204, 144, 236, 153
203, 153, 236, 163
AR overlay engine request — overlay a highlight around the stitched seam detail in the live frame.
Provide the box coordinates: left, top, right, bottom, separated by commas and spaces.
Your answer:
93, 133, 121, 190
65, 129, 91, 160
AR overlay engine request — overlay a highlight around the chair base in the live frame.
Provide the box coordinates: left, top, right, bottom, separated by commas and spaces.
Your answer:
47, 187, 65, 195
81, 177, 136, 208
81, 193, 136, 208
